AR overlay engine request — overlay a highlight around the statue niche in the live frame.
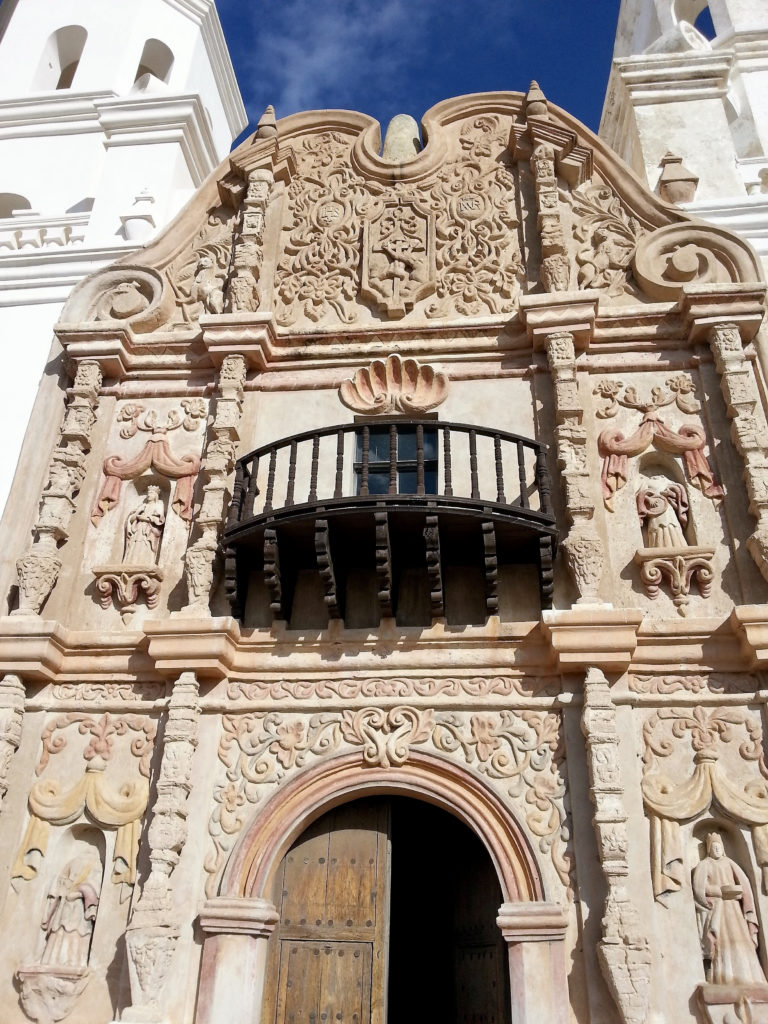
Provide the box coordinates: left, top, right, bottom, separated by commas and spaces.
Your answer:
92, 478, 168, 622
16, 836, 104, 1024
123, 484, 165, 565
633, 466, 715, 616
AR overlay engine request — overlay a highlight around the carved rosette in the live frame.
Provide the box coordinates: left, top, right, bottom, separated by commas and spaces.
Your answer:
181, 354, 246, 612
709, 323, 768, 585
581, 668, 651, 1024
0, 674, 24, 808
546, 332, 603, 601
124, 673, 199, 1021
14, 362, 101, 615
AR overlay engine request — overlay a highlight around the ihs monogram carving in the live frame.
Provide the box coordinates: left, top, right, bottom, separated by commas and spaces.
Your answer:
204, 707, 571, 898
641, 706, 768, 903
571, 182, 644, 297
12, 712, 156, 890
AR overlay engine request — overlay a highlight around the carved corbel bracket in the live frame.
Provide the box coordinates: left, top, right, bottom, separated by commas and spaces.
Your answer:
17, 964, 89, 1024
201, 312, 276, 371
634, 545, 715, 615
520, 292, 600, 351
93, 566, 163, 622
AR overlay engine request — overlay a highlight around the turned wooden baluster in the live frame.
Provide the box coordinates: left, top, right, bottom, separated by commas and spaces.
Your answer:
494, 434, 505, 504
517, 441, 529, 509
442, 426, 453, 497
308, 433, 320, 503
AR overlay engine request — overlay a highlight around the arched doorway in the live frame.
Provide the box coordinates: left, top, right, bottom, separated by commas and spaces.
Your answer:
261, 796, 510, 1024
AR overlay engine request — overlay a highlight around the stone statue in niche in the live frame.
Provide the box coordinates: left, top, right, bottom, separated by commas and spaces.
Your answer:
637, 476, 689, 548
123, 485, 165, 565
40, 857, 100, 968
633, 470, 714, 615
692, 832, 767, 986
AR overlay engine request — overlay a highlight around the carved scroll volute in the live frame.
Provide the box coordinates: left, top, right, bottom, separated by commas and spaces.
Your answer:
361, 197, 436, 318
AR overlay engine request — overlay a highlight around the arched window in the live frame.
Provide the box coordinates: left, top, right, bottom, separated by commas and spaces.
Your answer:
33, 25, 88, 91
133, 38, 174, 85
0, 193, 31, 218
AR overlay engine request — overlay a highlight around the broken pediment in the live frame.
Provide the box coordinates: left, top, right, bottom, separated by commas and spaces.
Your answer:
56, 88, 764, 376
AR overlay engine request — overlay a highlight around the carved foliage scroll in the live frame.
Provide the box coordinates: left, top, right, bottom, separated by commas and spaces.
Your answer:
571, 183, 644, 298
204, 707, 571, 898
274, 117, 523, 326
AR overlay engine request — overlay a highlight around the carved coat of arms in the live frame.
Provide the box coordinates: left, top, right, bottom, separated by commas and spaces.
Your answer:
361, 197, 435, 318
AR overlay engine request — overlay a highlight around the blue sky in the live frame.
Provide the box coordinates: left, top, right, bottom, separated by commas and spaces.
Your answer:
216, 0, 623, 147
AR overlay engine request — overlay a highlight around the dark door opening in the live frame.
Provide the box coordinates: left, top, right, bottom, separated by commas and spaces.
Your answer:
265, 796, 510, 1024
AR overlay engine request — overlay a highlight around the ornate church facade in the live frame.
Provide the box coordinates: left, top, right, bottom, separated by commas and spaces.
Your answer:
1, 2, 768, 1024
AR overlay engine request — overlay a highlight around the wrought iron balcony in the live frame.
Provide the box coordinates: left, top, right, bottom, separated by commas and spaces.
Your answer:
224, 420, 556, 624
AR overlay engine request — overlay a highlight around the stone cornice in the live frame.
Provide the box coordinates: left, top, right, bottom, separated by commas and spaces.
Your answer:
608, 50, 734, 105
95, 94, 220, 185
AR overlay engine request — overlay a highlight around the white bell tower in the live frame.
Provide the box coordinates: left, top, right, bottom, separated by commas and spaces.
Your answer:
600, 0, 768, 273
0, 0, 246, 535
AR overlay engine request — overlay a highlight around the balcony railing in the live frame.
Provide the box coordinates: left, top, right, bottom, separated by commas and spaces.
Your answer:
224, 419, 556, 622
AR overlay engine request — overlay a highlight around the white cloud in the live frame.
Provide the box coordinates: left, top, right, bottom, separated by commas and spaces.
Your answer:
219, 0, 438, 122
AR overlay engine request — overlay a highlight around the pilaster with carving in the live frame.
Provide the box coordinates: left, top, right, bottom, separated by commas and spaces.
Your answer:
709, 322, 768, 583
581, 667, 651, 1024
0, 674, 24, 809
546, 331, 603, 601
124, 671, 200, 1023
182, 356, 246, 612
15, 361, 101, 615
227, 168, 274, 313
531, 142, 571, 292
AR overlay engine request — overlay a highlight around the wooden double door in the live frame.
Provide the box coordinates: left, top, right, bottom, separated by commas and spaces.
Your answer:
263, 797, 510, 1024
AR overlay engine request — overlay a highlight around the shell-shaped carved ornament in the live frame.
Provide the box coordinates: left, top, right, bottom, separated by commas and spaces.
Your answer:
339, 355, 449, 415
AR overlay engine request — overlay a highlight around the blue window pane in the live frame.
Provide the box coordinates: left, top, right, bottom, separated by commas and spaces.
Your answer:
369, 429, 391, 462
367, 472, 390, 494
399, 470, 417, 493
398, 427, 417, 461
424, 429, 437, 459
424, 468, 437, 493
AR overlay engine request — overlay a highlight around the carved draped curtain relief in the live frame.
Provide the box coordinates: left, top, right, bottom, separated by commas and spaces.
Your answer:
641, 704, 768, 907
12, 712, 156, 893
594, 373, 722, 613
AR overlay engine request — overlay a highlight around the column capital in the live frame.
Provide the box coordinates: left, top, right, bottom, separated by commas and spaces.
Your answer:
199, 897, 279, 938
496, 901, 568, 943
680, 284, 765, 344
519, 292, 600, 351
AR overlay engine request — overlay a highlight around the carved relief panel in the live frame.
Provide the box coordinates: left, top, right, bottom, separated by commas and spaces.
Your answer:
592, 372, 727, 615
85, 399, 207, 621
274, 115, 525, 328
